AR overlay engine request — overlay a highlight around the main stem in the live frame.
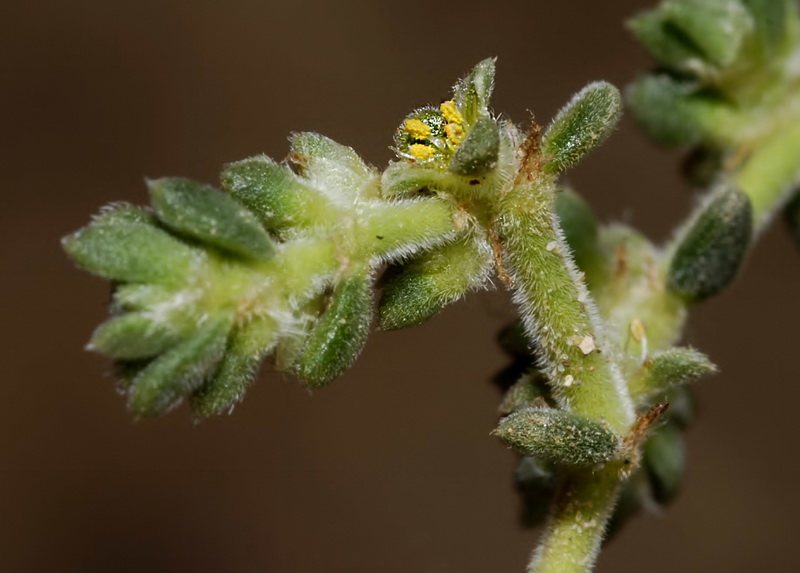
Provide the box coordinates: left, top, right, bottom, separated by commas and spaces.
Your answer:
492, 29, 800, 571
495, 173, 634, 434
527, 464, 623, 573
494, 164, 635, 572
734, 123, 800, 230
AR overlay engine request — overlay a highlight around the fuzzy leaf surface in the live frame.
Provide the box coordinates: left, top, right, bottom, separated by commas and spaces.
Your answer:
149, 177, 275, 260
494, 407, 621, 466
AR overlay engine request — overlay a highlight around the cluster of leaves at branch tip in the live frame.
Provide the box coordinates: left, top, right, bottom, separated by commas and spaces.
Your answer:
627, 0, 800, 304
628, 0, 798, 147
64, 130, 460, 417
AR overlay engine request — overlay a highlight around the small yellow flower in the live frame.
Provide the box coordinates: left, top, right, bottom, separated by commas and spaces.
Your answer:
445, 123, 465, 145
404, 119, 432, 139
440, 100, 464, 125
408, 143, 436, 161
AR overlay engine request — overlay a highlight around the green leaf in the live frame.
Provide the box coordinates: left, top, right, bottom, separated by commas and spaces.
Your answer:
288, 132, 374, 198
272, 295, 326, 374
668, 186, 753, 302
111, 284, 174, 313
296, 271, 374, 388
648, 347, 717, 390
453, 58, 496, 125
191, 317, 277, 419
91, 203, 157, 226
631, 347, 717, 402
498, 372, 551, 415
448, 116, 500, 177
661, 0, 752, 68
627, 74, 736, 147
381, 162, 449, 197
378, 235, 492, 329
555, 188, 600, 272
127, 314, 234, 418
542, 82, 622, 174
149, 177, 275, 261
644, 422, 685, 505
627, 10, 716, 77
221, 155, 333, 233
89, 313, 182, 360
62, 216, 197, 285
493, 407, 621, 465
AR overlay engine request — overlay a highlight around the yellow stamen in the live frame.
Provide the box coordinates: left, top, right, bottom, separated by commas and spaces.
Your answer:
408, 143, 436, 161
445, 123, 465, 145
404, 119, 431, 139
440, 100, 464, 124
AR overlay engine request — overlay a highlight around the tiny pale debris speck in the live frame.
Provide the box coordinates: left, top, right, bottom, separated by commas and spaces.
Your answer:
577, 335, 596, 355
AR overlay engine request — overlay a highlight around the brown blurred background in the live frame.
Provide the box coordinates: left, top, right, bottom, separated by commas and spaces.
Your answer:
3, 0, 800, 571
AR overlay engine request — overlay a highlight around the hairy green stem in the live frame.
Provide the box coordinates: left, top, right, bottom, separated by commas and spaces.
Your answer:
503, 98, 800, 573
496, 171, 635, 573
734, 124, 800, 230
527, 464, 623, 573
496, 174, 634, 434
